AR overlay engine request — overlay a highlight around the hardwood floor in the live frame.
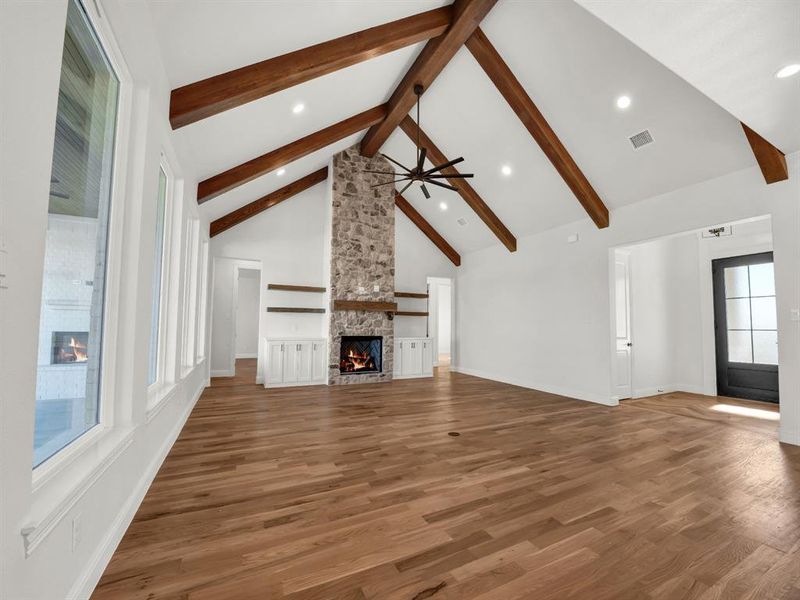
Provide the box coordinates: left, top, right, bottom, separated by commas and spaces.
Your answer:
94, 364, 800, 599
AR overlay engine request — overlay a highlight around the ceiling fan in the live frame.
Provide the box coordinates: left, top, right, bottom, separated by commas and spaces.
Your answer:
365, 84, 473, 199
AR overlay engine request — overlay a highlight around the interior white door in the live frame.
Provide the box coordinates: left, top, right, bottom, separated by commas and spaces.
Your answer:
614, 252, 632, 399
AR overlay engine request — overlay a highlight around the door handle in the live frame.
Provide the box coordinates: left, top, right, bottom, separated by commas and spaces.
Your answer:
626, 342, 632, 347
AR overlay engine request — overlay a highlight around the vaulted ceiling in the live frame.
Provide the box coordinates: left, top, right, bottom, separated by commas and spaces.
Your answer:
149, 0, 795, 257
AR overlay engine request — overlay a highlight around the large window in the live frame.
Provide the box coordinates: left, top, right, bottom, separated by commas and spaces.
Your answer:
147, 166, 169, 385
34, 0, 119, 467
724, 261, 778, 365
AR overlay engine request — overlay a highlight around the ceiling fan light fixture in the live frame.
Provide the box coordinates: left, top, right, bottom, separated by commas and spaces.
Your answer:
366, 83, 473, 200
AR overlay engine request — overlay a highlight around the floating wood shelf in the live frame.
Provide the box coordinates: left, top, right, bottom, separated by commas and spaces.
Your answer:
268, 284, 326, 293
394, 311, 429, 317
394, 291, 429, 299
267, 307, 325, 314
333, 300, 397, 312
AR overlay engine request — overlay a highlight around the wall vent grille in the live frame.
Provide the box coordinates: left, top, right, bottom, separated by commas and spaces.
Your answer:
457, 217, 468, 226
629, 129, 654, 150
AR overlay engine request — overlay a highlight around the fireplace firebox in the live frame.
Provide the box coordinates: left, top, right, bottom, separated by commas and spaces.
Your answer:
339, 336, 382, 375
51, 331, 89, 365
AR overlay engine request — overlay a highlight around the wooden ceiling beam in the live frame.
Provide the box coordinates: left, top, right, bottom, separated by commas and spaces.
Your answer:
395, 192, 461, 267
210, 168, 328, 237
169, 7, 452, 129
399, 116, 516, 252
360, 0, 498, 157
741, 123, 789, 184
198, 105, 385, 203
465, 27, 609, 228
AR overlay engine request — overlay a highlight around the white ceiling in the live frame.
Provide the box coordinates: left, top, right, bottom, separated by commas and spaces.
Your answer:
148, 0, 782, 255
576, 0, 800, 153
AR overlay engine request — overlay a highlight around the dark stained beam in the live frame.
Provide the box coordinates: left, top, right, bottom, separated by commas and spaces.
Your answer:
210, 168, 328, 237
741, 123, 789, 184
198, 105, 385, 203
399, 116, 516, 252
169, 7, 452, 129
465, 27, 609, 229
360, 0, 498, 157
395, 192, 461, 267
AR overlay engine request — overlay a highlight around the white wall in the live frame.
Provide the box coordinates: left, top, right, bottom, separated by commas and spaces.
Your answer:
394, 211, 458, 338
454, 154, 800, 446
235, 269, 260, 358
437, 283, 452, 355
0, 1, 211, 598
209, 184, 459, 375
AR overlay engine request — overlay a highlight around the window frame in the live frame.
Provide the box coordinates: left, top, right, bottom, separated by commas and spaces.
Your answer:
181, 217, 200, 376
146, 155, 179, 408
32, 0, 134, 488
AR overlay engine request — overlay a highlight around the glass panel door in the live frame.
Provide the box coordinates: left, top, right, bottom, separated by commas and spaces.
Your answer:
712, 252, 779, 403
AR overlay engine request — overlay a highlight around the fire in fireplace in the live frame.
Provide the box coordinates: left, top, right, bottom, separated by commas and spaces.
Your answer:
340, 336, 382, 374
52, 331, 89, 365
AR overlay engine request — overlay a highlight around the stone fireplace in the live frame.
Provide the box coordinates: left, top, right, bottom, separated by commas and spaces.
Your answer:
327, 146, 395, 385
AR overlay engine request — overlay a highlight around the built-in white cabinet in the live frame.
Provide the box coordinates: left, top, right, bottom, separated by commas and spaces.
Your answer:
393, 337, 433, 379
264, 338, 327, 388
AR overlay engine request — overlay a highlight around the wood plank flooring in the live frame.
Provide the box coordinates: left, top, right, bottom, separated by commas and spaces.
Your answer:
94, 362, 800, 599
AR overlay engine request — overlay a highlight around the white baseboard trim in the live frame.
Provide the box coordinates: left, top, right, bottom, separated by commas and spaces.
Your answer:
68, 381, 205, 600
633, 383, 708, 399
779, 426, 800, 447
210, 369, 234, 377
235, 352, 257, 359
451, 365, 617, 406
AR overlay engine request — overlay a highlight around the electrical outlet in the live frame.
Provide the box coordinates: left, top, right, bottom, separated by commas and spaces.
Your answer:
357, 286, 365, 293
72, 514, 82, 552
791, 308, 800, 322
373, 284, 380, 292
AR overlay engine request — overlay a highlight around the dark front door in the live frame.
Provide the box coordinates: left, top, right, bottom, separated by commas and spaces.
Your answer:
712, 252, 779, 403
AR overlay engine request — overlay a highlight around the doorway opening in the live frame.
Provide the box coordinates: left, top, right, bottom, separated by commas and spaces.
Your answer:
609, 216, 779, 432
427, 277, 454, 368
235, 267, 261, 382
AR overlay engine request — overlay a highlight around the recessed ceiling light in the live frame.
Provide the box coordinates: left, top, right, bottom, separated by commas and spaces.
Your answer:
776, 64, 800, 79
501, 165, 512, 176
276, 168, 286, 176
439, 201, 448, 211
292, 103, 305, 114
616, 95, 631, 109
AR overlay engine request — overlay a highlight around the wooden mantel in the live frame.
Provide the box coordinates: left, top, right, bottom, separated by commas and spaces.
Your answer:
332, 300, 398, 313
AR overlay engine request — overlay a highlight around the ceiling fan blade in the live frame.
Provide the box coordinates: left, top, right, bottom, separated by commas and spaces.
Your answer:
417, 147, 428, 173
426, 173, 474, 179
398, 180, 415, 195
371, 177, 409, 188
421, 184, 431, 199
381, 153, 412, 173
425, 179, 459, 192
423, 156, 464, 176
363, 169, 398, 175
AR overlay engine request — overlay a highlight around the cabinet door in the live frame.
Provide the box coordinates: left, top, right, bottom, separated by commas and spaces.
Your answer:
283, 343, 298, 383
402, 339, 423, 376
312, 341, 327, 382
296, 342, 313, 383
267, 342, 284, 384
394, 339, 402, 375
421, 339, 433, 375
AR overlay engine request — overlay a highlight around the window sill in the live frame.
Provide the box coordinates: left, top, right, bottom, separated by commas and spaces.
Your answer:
23, 425, 136, 557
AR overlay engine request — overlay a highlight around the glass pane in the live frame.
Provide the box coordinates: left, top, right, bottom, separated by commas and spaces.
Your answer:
751, 296, 777, 330
148, 168, 168, 385
727, 330, 752, 363
749, 263, 775, 296
34, 0, 119, 467
753, 330, 779, 365
725, 298, 751, 330
724, 266, 749, 298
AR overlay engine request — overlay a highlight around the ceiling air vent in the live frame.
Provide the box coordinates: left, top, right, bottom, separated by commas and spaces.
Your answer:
629, 129, 654, 150
457, 217, 468, 226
